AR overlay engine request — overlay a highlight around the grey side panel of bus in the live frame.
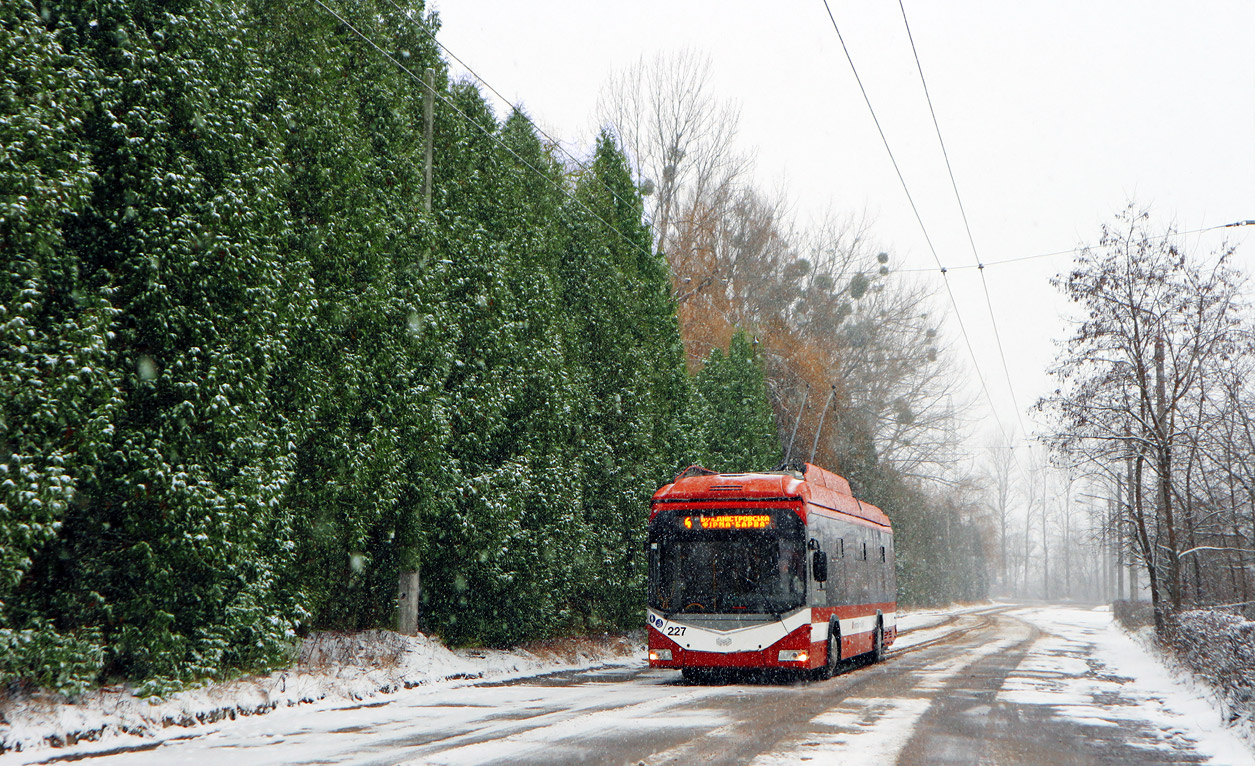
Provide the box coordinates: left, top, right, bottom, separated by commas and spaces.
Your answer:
807, 508, 894, 610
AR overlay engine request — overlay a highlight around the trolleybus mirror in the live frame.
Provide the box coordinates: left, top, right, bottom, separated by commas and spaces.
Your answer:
812, 550, 828, 582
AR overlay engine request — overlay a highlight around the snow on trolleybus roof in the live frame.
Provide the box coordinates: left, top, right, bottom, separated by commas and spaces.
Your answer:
650, 462, 890, 529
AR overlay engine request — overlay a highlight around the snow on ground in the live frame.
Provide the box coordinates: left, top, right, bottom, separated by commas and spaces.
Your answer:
0, 606, 987, 760
0, 630, 642, 760
1006, 605, 1255, 765
24, 668, 716, 766
749, 609, 1032, 765
749, 697, 933, 766
19, 603, 1237, 765
407, 681, 730, 766
892, 601, 995, 650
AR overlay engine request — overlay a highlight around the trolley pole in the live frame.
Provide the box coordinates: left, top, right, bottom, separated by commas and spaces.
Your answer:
809, 385, 837, 464
784, 385, 809, 464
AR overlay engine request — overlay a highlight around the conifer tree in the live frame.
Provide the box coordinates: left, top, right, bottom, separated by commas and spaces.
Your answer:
10, 0, 308, 685
0, 0, 113, 692
558, 133, 693, 628
256, 0, 450, 631
693, 331, 781, 472
419, 97, 586, 645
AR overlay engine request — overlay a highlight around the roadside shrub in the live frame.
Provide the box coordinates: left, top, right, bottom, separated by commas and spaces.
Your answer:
1113, 599, 1155, 630
1170, 609, 1255, 722
0, 622, 104, 697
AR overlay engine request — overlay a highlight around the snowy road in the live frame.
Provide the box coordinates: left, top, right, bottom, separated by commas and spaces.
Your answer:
13, 605, 1254, 765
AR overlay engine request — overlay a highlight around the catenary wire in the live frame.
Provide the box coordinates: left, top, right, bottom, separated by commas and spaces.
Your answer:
897, 0, 1028, 441
893, 223, 1250, 273
818, 0, 1023, 456
378, 0, 640, 213
310, 0, 656, 270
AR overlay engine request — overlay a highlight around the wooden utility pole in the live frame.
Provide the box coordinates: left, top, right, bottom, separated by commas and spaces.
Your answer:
1041, 462, 1049, 601
398, 67, 436, 637
1126, 434, 1139, 600
423, 67, 434, 215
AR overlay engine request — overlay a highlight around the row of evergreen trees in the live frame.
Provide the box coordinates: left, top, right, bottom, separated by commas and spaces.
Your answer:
1, 0, 782, 694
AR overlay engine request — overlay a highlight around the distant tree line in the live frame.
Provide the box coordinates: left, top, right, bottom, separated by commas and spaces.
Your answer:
1, 0, 782, 694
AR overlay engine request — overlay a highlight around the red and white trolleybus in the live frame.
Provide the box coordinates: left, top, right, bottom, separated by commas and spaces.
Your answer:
646, 462, 895, 679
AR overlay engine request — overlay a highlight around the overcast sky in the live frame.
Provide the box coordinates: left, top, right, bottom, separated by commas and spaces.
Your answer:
428, 0, 1255, 458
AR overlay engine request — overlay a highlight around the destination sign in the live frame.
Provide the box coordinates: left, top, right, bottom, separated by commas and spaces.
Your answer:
682, 514, 773, 530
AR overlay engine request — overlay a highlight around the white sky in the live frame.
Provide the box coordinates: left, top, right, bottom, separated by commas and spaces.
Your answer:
429, 0, 1255, 455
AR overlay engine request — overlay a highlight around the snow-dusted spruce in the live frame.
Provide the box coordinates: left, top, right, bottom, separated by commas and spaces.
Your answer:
2, 0, 775, 697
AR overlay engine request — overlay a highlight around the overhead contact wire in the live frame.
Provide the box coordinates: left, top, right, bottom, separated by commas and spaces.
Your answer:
818, 0, 1017, 455
893, 223, 1252, 273
897, 0, 1028, 442
311, 0, 656, 270
379, 0, 639, 213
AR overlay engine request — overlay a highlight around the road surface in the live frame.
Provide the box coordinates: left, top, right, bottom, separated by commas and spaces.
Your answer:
18, 605, 1251, 765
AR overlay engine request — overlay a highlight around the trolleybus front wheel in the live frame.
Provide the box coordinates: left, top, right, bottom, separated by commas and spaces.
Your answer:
682, 667, 732, 684
819, 620, 840, 679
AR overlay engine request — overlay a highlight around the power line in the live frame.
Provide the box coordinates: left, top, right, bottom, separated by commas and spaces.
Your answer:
818, 0, 1021, 458
309, 0, 655, 269
378, 0, 639, 213
897, 0, 1028, 442
893, 222, 1253, 273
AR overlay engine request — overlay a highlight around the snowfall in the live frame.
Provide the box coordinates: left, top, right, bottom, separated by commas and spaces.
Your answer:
1, 604, 1252, 764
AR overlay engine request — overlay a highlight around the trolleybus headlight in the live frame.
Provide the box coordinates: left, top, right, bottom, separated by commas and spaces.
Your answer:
778, 650, 808, 662
649, 649, 672, 661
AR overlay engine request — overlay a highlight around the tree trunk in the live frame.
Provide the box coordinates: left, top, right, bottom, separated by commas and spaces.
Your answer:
1154, 337, 1181, 613
1132, 453, 1166, 635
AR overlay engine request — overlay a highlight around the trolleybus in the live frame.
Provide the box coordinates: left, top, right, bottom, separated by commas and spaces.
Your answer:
646, 462, 895, 680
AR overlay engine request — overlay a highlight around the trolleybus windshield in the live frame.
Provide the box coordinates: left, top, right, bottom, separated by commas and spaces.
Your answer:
648, 509, 805, 615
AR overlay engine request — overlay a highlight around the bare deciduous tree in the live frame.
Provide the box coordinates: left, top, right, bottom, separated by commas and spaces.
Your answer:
597, 50, 748, 257
982, 430, 1020, 591
1041, 205, 1247, 633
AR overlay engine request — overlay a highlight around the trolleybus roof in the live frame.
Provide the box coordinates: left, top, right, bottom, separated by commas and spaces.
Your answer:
651, 463, 891, 529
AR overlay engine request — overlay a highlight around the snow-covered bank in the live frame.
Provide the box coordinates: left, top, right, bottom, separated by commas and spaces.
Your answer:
0, 630, 643, 758
1008, 605, 1255, 764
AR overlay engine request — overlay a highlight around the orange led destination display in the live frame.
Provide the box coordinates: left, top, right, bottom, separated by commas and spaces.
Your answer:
682, 514, 773, 530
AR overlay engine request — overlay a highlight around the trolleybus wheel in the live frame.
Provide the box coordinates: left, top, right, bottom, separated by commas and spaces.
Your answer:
821, 620, 840, 679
